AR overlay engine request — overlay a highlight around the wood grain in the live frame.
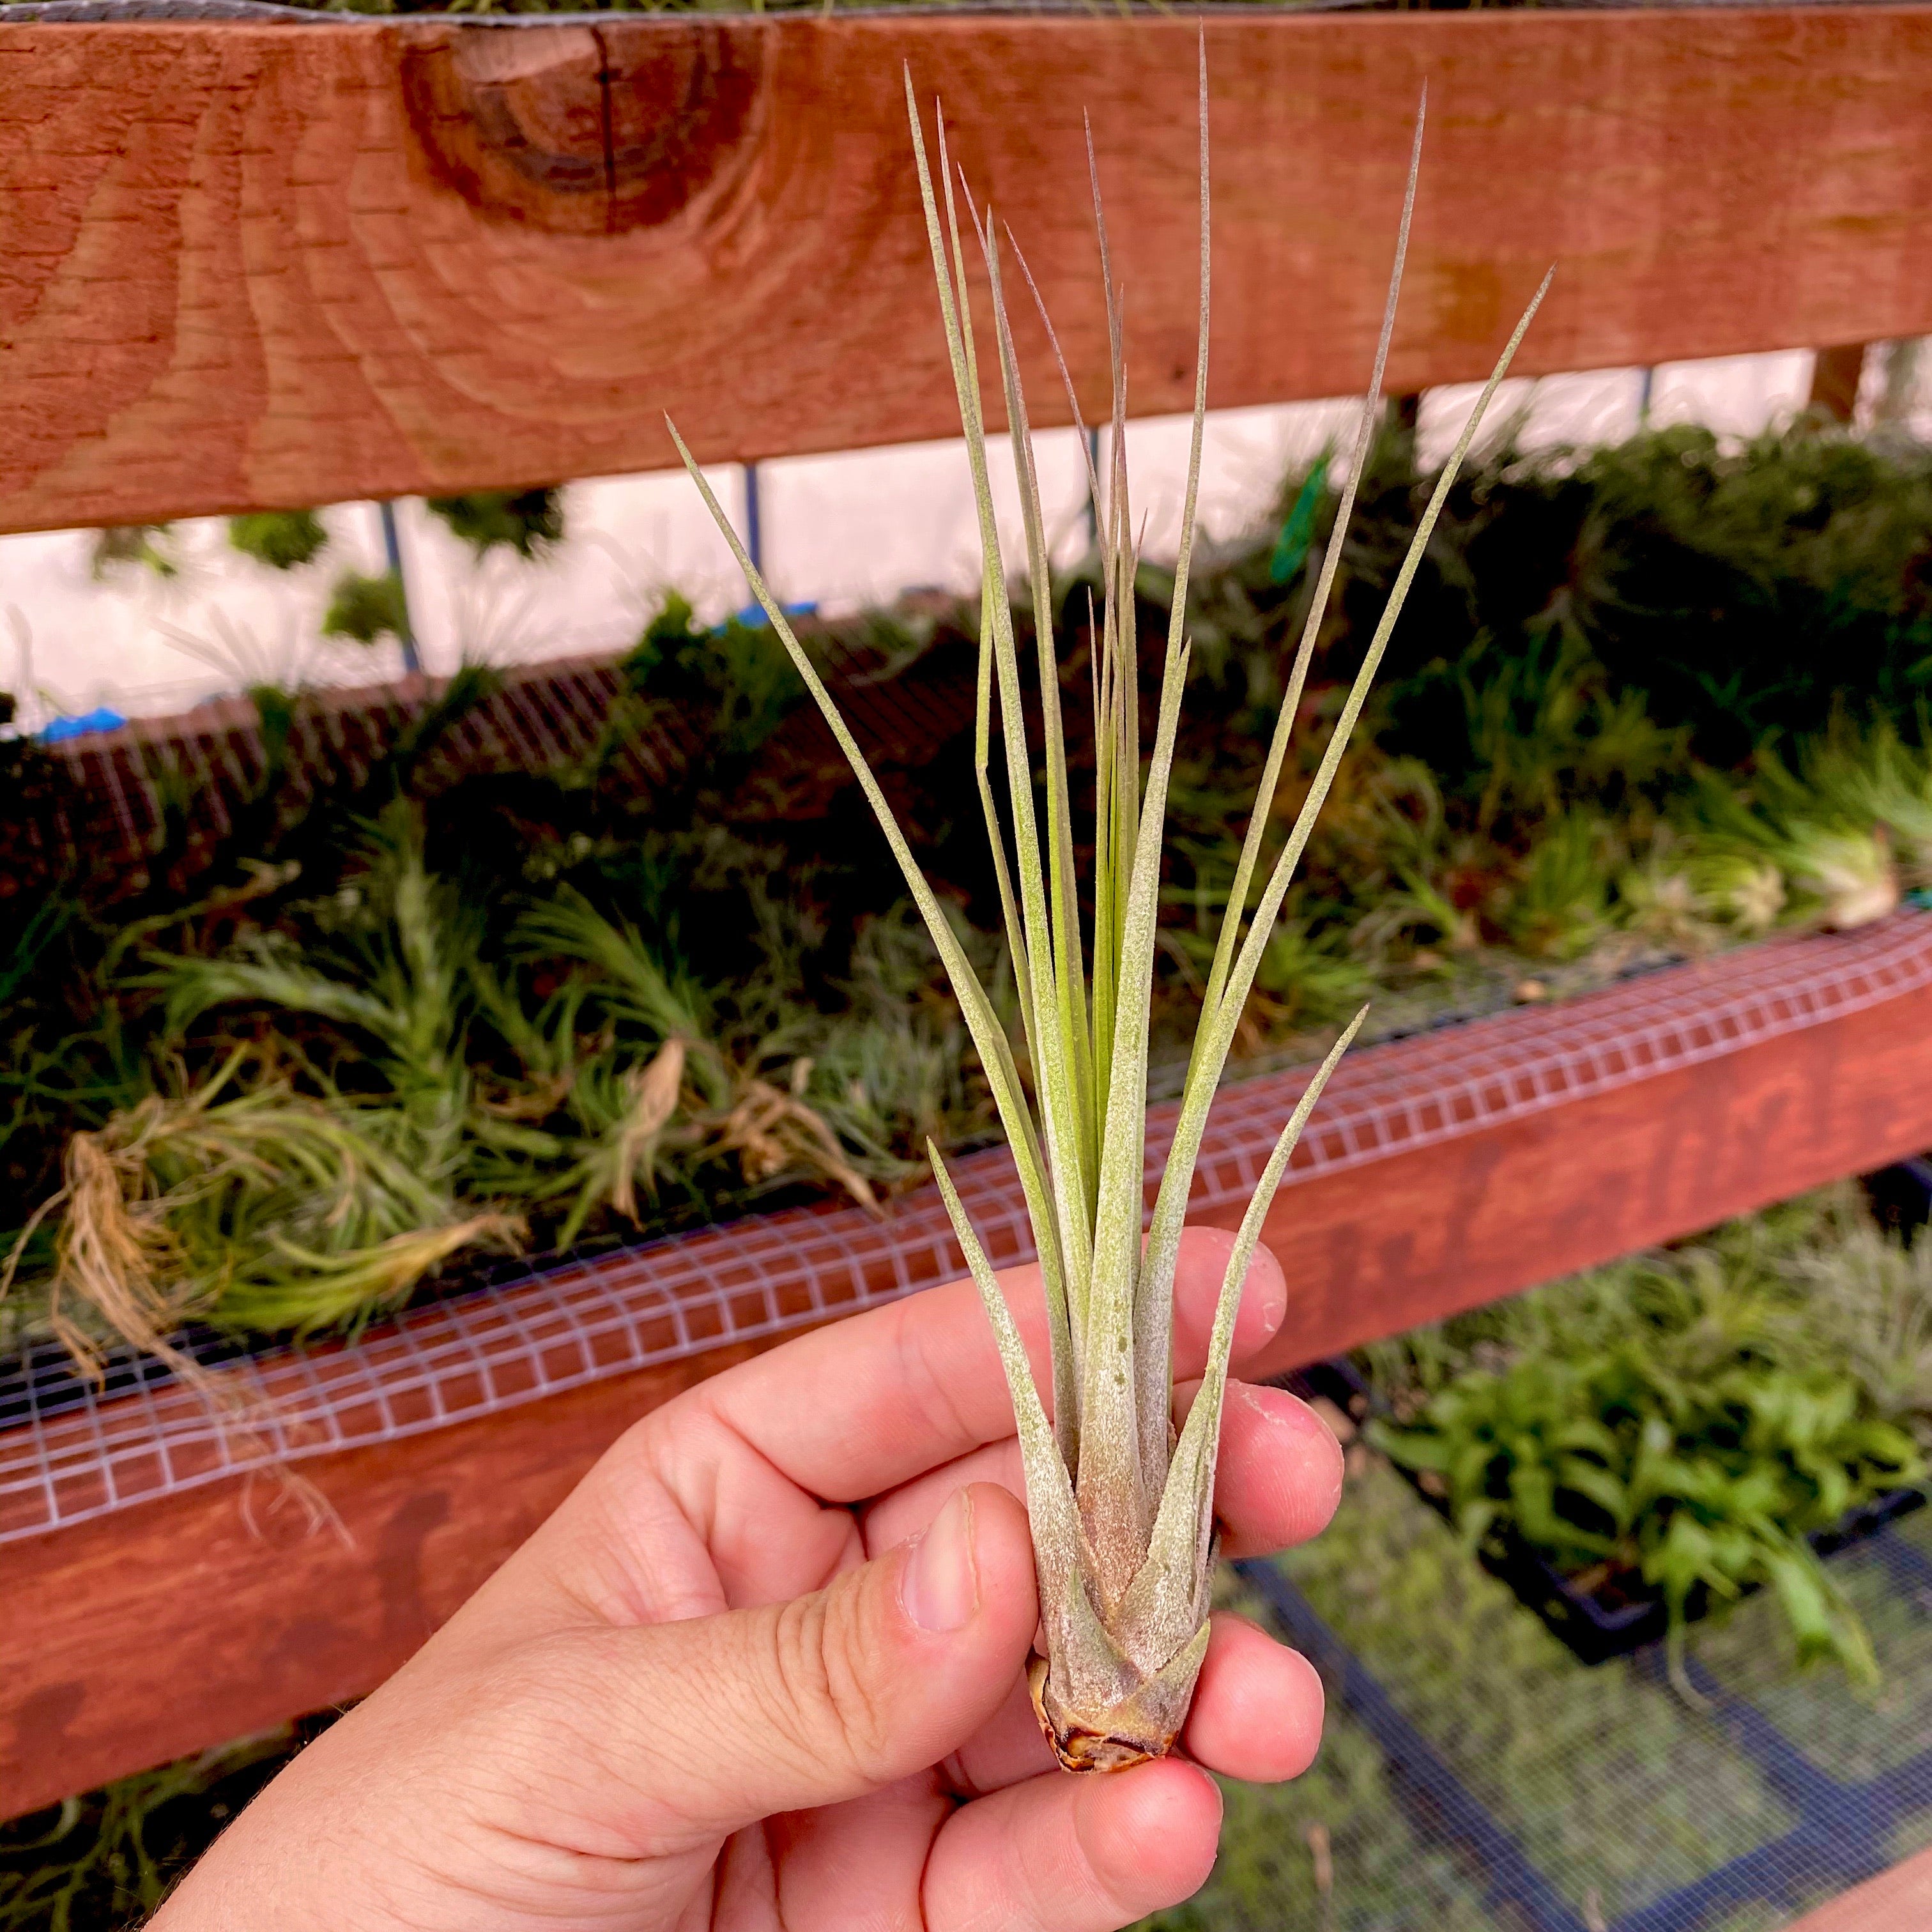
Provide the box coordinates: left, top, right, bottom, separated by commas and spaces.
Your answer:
2, 6, 1931, 532
9, 972, 1932, 1814
0, 1340, 774, 1819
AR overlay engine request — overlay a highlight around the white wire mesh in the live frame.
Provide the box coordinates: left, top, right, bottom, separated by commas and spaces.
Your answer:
4, 913, 1930, 1546
31, 655, 645, 876
25, 631, 946, 885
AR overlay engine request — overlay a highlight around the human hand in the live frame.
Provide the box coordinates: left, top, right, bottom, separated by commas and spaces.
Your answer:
153, 1226, 1342, 1932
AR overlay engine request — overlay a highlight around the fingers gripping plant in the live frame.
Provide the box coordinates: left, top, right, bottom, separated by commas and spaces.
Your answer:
676, 66, 1547, 1770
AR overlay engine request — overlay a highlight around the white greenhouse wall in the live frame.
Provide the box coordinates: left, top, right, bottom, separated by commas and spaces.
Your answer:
3, 346, 1913, 733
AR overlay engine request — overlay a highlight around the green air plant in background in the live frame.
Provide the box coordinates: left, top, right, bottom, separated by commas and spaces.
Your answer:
0, 779, 990, 1364
20, 1057, 521, 1374
677, 63, 1547, 1770
426, 486, 566, 560
90, 523, 178, 582
228, 509, 331, 572
321, 569, 411, 648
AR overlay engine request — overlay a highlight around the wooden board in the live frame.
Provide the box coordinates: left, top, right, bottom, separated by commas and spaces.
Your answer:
1788, 1846, 1932, 1932
3, 5, 1931, 533
8, 965, 1932, 1815
0, 1340, 776, 1821
1245, 969, 1932, 1381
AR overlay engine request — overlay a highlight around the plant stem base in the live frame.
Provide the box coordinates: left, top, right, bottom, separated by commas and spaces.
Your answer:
1028, 1655, 1165, 1775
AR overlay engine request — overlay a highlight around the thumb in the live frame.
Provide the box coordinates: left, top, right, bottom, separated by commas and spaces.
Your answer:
561, 1482, 1040, 1846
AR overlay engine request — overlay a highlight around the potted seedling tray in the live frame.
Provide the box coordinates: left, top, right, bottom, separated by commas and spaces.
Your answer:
1282, 1356, 1928, 1666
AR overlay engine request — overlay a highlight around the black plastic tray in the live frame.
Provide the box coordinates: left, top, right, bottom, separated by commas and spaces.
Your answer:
1280, 1356, 1927, 1666
1863, 1151, 1932, 1238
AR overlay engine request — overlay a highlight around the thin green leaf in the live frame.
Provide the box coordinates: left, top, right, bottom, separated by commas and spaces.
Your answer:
1195, 91, 1426, 1054
1140, 264, 1556, 1374
666, 420, 1078, 1434
1125, 1008, 1365, 1657
1129, 38, 1215, 1492
930, 1141, 1082, 1538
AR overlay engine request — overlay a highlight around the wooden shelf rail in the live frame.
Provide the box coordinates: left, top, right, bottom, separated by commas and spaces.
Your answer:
1791, 1844, 1932, 1932
1, 4, 1931, 533
8, 917, 1932, 1814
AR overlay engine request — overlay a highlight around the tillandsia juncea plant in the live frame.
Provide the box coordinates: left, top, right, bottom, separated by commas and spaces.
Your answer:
673, 61, 1549, 1771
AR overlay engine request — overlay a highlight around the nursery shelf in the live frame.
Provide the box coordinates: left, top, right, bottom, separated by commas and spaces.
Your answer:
8, 913, 1932, 1813
1, 4, 1930, 531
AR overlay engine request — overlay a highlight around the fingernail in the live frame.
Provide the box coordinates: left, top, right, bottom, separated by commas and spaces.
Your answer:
1251, 1261, 1286, 1333
901, 1487, 979, 1633
1230, 1242, 1285, 1334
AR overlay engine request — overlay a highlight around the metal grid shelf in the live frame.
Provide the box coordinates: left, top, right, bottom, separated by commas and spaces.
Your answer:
4, 912, 1931, 1548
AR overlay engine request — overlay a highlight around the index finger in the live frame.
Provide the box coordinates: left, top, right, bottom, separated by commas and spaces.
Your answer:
672, 1223, 1289, 1505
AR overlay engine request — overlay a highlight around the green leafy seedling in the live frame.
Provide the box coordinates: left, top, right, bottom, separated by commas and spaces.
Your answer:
1268, 453, 1330, 586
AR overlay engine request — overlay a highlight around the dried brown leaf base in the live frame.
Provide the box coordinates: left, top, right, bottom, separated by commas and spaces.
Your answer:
1027, 1620, 1212, 1774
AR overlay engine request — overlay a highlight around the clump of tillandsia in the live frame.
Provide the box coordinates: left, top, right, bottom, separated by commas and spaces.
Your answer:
674, 63, 1548, 1771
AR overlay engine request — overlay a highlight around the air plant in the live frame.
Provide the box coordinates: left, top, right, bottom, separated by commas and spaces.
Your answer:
1507, 811, 1615, 960
1, 1054, 519, 1371
425, 486, 565, 561
1685, 849, 1786, 937
674, 63, 1546, 1770
228, 509, 330, 573
1688, 751, 1904, 933
90, 522, 179, 582
321, 569, 411, 649
1784, 823, 1900, 931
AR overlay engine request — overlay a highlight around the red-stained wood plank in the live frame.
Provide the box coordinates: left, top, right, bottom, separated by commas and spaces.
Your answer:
2, 6, 1931, 533
8, 969, 1932, 1815
1787, 1847, 1932, 1932
1248, 975, 1932, 1380
0, 1342, 773, 1820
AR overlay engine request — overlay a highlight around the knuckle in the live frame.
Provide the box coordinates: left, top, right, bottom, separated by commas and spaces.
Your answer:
486, 1629, 617, 1765
762, 1581, 896, 1786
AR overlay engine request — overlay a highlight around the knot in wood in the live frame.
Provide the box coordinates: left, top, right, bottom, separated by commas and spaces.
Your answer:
399, 21, 760, 238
